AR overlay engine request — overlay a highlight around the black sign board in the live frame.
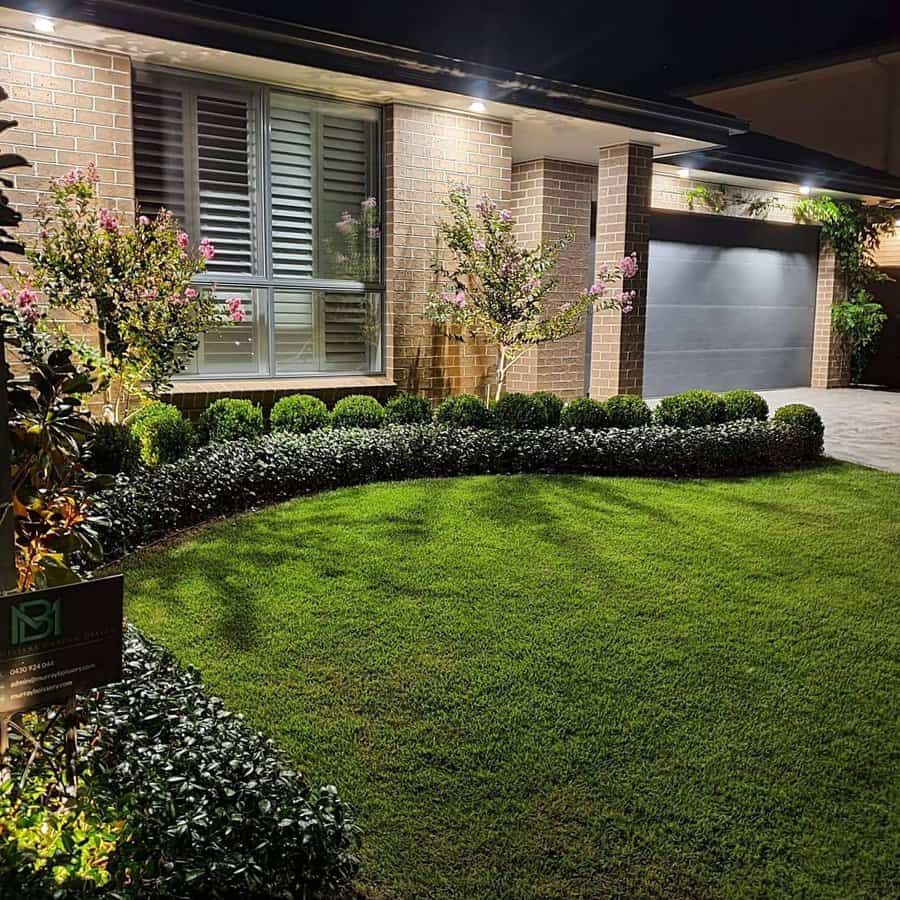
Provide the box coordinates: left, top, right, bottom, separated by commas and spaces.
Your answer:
0, 575, 123, 715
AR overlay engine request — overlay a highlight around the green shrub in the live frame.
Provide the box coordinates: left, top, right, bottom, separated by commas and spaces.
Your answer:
654, 390, 727, 427
434, 394, 491, 428
270, 394, 329, 435
385, 393, 432, 425
90, 421, 142, 474
330, 394, 385, 429
130, 401, 193, 465
603, 394, 652, 429
773, 403, 824, 454
531, 391, 564, 427
722, 389, 769, 422
199, 398, 264, 443
560, 397, 608, 430
492, 392, 550, 429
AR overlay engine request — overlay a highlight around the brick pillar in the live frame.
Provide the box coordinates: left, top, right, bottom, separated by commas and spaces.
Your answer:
811, 248, 850, 387
509, 159, 596, 398
383, 104, 512, 402
589, 143, 652, 399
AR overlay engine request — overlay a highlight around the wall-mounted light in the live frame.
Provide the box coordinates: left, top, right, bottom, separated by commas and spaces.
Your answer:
677, 168, 691, 179
33, 16, 55, 33
468, 100, 486, 114
894, 218, 900, 228
799, 185, 812, 195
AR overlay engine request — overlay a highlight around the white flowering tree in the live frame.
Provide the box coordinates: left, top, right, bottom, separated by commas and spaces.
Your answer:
426, 186, 638, 400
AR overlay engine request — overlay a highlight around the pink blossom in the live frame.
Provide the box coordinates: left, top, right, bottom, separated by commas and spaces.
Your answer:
99, 208, 119, 233
177, 231, 190, 249
622, 302, 633, 314
0, 286, 10, 301
561, 302, 573, 312
598, 264, 609, 275
170, 294, 188, 308
227, 297, 245, 323
335, 212, 354, 236
199, 238, 215, 260
16, 287, 40, 324
85, 161, 99, 184
499, 209, 513, 223
184, 287, 198, 299
17, 287, 37, 306
526, 276, 539, 292
473, 238, 486, 252
138, 214, 150, 227
476, 196, 497, 215
454, 290, 467, 308
620, 252, 638, 279
360, 196, 377, 210
589, 281, 606, 297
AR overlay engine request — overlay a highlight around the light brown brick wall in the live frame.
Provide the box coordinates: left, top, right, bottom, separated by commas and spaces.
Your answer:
590, 143, 653, 399
384, 104, 512, 401
1, 32, 134, 364
508, 158, 595, 398
652, 170, 850, 388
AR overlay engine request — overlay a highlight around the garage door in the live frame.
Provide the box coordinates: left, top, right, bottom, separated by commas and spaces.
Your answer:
643, 212, 820, 397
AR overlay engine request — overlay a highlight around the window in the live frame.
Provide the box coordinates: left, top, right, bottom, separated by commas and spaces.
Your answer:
132, 68, 383, 378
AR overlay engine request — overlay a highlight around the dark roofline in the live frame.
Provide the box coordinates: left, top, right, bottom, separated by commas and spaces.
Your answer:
0, 0, 747, 144
658, 134, 900, 200
680, 39, 900, 98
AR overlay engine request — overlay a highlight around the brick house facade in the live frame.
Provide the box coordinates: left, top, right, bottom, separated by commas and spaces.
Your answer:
2, 5, 899, 411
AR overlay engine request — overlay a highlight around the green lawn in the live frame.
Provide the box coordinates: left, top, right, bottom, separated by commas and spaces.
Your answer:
120, 464, 900, 899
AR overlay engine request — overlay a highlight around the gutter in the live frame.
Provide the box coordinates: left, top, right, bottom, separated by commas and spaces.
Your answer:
0, 0, 748, 144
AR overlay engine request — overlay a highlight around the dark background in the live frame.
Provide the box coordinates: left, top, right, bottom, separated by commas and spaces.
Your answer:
198, 0, 900, 96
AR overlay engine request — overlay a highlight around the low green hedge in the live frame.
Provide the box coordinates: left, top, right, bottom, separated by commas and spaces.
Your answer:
603, 394, 652, 429
492, 392, 551, 429
1, 627, 358, 898
270, 394, 329, 435
560, 397, 607, 430
722, 389, 769, 422
773, 403, 824, 454
434, 394, 491, 428
100, 418, 823, 559
385, 393, 432, 425
129, 402, 193, 465
199, 398, 264, 444
90, 421, 142, 475
531, 392, 564, 427
331, 395, 386, 429
654, 389, 728, 427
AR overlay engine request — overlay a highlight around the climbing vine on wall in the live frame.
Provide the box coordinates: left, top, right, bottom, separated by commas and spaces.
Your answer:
795, 196, 896, 382
684, 182, 785, 219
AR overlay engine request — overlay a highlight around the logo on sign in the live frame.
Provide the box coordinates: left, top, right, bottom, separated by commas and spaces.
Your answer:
11, 597, 62, 645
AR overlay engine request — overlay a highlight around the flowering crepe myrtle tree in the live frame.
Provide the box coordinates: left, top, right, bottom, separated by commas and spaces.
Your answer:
426, 186, 638, 400
10, 163, 243, 419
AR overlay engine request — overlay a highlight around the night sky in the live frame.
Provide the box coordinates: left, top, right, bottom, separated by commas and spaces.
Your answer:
200, 0, 900, 97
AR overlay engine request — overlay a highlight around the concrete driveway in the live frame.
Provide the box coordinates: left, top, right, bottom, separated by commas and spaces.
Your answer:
760, 388, 900, 473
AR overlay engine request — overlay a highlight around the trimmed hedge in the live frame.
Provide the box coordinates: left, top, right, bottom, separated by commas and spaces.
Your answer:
129, 401, 193, 465
99, 421, 823, 560
270, 394, 329, 435
492, 393, 550, 429
90, 421, 142, 475
603, 394, 652, 429
560, 397, 607, 430
722, 389, 769, 422
331, 395, 385, 429
385, 393, 432, 425
774, 403, 825, 454
654, 390, 728, 428
199, 398, 264, 444
531, 392, 564, 427
434, 394, 491, 428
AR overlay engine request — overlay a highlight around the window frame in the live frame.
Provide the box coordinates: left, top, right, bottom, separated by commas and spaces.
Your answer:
132, 65, 386, 381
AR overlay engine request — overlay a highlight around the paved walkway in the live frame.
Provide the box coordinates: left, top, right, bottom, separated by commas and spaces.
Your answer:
760, 388, 900, 473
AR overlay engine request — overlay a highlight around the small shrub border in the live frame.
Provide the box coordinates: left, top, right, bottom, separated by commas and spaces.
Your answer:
100, 418, 823, 560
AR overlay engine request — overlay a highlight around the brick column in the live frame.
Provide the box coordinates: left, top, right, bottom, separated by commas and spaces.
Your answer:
509, 159, 596, 398
383, 104, 512, 402
589, 143, 652, 399
811, 248, 850, 387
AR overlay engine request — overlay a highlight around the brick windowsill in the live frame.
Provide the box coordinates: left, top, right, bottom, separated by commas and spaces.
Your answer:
166, 375, 396, 394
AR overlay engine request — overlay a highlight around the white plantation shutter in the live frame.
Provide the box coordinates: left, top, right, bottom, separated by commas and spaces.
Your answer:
196, 95, 254, 275
273, 290, 316, 373
133, 84, 187, 221
319, 116, 371, 236
323, 293, 371, 371
270, 94, 314, 278
199, 291, 263, 374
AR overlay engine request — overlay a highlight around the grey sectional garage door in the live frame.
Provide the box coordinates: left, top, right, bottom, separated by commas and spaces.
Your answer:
643, 213, 820, 397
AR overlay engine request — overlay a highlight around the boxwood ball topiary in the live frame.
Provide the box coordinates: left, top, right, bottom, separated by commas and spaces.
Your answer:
330, 394, 386, 429
434, 394, 491, 428
270, 394, 329, 435
90, 421, 142, 475
130, 401, 193, 465
492, 393, 551, 429
531, 391, 564, 427
199, 398, 265, 444
773, 403, 824, 453
603, 394, 652, 429
385, 393, 432, 425
560, 397, 607, 430
654, 390, 728, 427
722, 389, 769, 422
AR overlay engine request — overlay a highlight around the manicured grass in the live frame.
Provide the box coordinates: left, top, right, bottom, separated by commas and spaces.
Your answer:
121, 463, 900, 899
